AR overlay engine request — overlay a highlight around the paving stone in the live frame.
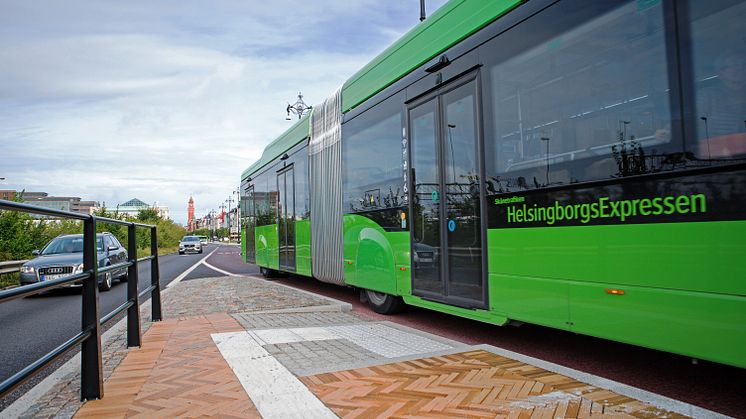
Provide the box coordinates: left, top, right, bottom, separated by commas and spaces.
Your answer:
162, 276, 330, 318
232, 310, 368, 329
263, 339, 386, 376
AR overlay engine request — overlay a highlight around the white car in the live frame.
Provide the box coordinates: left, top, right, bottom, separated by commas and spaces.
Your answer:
178, 236, 203, 254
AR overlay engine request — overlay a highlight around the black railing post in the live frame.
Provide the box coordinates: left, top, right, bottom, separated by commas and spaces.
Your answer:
150, 227, 162, 321
80, 216, 103, 401
126, 223, 141, 347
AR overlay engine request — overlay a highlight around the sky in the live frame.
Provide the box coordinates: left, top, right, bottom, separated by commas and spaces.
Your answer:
0, 0, 449, 224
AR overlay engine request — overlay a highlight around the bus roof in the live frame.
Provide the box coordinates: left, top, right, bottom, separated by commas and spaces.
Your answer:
341, 0, 520, 113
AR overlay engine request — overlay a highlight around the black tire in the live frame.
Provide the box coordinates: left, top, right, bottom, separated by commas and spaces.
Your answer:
120, 272, 128, 282
260, 267, 279, 279
199, 248, 203, 254
99, 271, 112, 292
179, 251, 184, 255
365, 289, 405, 314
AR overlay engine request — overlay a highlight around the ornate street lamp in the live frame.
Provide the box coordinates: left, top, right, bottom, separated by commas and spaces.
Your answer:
286, 92, 312, 120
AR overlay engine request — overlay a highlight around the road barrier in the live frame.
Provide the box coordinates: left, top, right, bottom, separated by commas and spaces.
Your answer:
0, 260, 28, 276
0, 199, 162, 401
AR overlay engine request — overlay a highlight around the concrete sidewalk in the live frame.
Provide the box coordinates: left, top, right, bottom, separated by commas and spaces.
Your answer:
7, 274, 726, 418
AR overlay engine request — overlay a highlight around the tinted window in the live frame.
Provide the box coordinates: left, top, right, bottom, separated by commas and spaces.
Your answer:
483, 0, 672, 193
293, 146, 310, 220
343, 93, 405, 215
687, 0, 746, 160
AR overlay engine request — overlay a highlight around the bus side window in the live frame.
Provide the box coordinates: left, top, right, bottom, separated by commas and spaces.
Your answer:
687, 0, 746, 160
482, 0, 673, 190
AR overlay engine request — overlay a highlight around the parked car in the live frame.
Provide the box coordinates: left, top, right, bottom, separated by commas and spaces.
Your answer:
178, 236, 203, 254
196, 235, 208, 245
19, 233, 128, 291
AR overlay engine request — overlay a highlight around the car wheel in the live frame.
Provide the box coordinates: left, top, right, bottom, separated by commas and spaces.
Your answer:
179, 251, 184, 255
99, 271, 112, 292
365, 289, 404, 314
199, 248, 203, 254
120, 271, 128, 282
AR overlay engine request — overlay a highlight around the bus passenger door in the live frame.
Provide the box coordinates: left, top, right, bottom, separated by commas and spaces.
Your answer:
277, 166, 296, 272
408, 74, 487, 309
245, 185, 256, 263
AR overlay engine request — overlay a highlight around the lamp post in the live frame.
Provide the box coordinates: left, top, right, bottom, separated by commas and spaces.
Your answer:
700, 116, 711, 162
540, 137, 551, 186
226, 197, 234, 242
233, 188, 241, 242
286, 92, 312, 120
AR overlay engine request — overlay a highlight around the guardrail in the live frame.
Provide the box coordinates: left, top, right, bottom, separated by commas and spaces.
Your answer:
0, 260, 28, 276
0, 199, 162, 401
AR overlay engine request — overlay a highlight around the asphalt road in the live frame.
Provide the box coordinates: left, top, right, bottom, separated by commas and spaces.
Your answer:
0, 244, 218, 384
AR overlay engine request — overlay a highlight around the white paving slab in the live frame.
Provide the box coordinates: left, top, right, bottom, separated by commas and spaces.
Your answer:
249, 323, 451, 358
326, 324, 451, 358
212, 331, 337, 419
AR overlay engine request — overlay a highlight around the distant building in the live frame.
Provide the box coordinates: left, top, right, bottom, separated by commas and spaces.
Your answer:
116, 198, 169, 219
0, 190, 16, 201
21, 191, 99, 216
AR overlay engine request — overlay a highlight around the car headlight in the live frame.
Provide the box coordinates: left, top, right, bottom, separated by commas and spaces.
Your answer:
73, 263, 84, 273
20, 265, 35, 273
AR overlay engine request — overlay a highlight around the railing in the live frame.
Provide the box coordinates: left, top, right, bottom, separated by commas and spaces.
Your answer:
0, 260, 28, 276
0, 199, 162, 401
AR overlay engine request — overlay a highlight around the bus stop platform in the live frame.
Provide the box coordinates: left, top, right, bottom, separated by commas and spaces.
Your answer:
11, 275, 723, 418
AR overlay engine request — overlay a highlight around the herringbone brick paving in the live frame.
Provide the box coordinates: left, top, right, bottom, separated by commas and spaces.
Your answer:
301, 350, 689, 419
75, 313, 260, 418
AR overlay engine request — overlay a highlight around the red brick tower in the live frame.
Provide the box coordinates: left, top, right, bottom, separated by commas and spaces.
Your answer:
187, 196, 194, 230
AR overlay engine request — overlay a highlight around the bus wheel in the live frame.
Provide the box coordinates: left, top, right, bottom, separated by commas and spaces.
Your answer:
260, 267, 278, 279
365, 289, 404, 314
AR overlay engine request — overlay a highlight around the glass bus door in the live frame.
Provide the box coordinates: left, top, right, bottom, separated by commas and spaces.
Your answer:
409, 76, 486, 308
245, 185, 256, 263
277, 166, 296, 271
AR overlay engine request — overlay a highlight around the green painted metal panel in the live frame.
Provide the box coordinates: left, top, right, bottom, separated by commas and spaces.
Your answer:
487, 220, 746, 368
569, 281, 746, 368
241, 114, 311, 180
402, 294, 509, 325
343, 214, 394, 293
341, 0, 521, 113
255, 224, 279, 269
489, 274, 570, 330
295, 219, 312, 277
343, 214, 404, 295
241, 229, 247, 263
487, 221, 746, 295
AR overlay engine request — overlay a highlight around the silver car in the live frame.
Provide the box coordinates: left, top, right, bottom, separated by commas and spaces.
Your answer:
178, 236, 202, 254
19, 233, 128, 291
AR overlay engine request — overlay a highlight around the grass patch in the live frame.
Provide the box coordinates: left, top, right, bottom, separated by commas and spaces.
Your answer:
0, 272, 20, 289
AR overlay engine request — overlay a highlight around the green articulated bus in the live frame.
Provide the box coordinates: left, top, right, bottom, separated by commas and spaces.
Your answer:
240, 0, 746, 369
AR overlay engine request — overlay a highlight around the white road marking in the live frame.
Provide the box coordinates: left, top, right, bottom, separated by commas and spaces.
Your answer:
166, 247, 219, 289
202, 260, 238, 277
212, 331, 337, 419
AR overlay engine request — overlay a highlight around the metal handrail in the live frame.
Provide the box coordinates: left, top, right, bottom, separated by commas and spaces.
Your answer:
0, 272, 89, 303
0, 260, 28, 276
0, 198, 162, 401
98, 261, 132, 275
